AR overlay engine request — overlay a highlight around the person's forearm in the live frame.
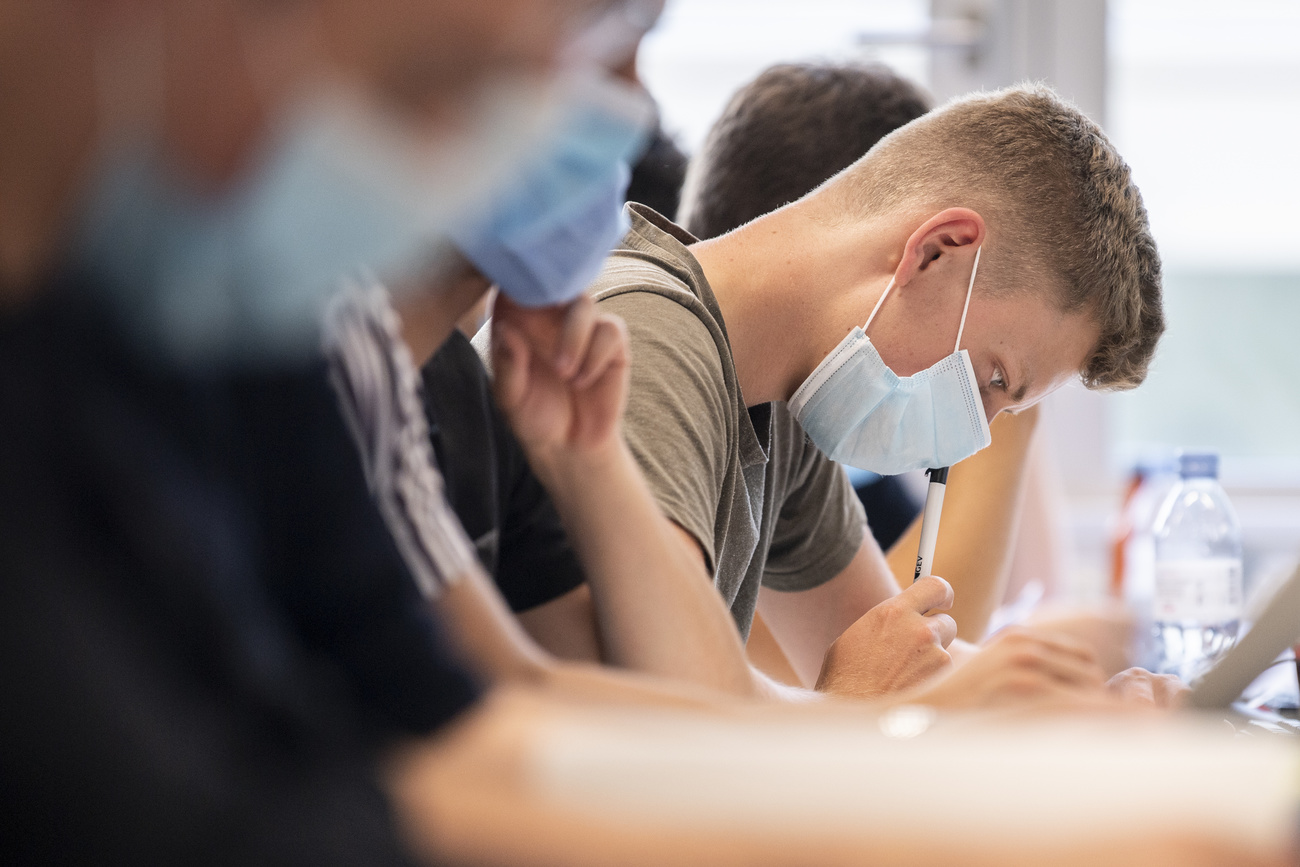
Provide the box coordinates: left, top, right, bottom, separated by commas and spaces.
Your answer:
540, 656, 748, 713
390, 688, 1286, 867
757, 539, 903, 687
885, 408, 1040, 641
532, 440, 760, 698
433, 562, 758, 713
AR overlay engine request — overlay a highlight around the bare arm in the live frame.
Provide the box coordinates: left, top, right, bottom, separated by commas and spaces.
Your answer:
885, 407, 1040, 641
748, 522, 1108, 706
516, 584, 605, 663
388, 687, 1286, 867
757, 535, 906, 687
535, 438, 760, 696
490, 295, 761, 697
745, 612, 805, 687
435, 565, 736, 713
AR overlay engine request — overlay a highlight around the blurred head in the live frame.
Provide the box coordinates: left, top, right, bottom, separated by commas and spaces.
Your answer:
448, 1, 667, 310
93, 0, 632, 188
3, 0, 659, 363
807, 84, 1163, 398
679, 62, 931, 240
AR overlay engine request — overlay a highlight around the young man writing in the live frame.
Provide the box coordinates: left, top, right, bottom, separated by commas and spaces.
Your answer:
564, 83, 1164, 698
678, 61, 1071, 667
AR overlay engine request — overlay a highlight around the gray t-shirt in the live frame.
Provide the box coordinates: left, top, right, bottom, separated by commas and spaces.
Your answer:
588, 204, 866, 639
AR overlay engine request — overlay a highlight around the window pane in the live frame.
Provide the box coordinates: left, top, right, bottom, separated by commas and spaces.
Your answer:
639, 0, 930, 151
1107, 0, 1300, 477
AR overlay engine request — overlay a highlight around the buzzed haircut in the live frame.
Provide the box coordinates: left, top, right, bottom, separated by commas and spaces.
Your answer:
679, 62, 932, 240
821, 84, 1163, 391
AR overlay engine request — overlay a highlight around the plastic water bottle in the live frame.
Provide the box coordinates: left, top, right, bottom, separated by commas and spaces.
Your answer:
1150, 452, 1242, 682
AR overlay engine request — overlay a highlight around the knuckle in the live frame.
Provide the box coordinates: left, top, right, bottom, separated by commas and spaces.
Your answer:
1010, 648, 1043, 669
876, 601, 904, 626
1006, 672, 1046, 695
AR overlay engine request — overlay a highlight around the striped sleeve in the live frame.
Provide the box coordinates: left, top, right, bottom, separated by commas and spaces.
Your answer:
322, 282, 479, 599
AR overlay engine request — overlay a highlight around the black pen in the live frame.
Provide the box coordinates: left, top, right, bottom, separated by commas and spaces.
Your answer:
913, 467, 949, 582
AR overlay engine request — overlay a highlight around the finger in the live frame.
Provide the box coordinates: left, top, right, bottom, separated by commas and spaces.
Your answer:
1107, 669, 1155, 705
555, 294, 597, 378
573, 314, 629, 390
490, 319, 530, 411
996, 625, 1100, 665
926, 611, 958, 648
1017, 643, 1107, 688
1153, 674, 1190, 708
493, 291, 557, 350
901, 574, 955, 615
490, 289, 522, 332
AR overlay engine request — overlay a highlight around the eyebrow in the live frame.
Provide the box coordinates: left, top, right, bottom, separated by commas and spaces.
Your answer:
1011, 361, 1031, 404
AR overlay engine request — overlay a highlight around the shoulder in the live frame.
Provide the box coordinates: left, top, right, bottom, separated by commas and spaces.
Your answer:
589, 251, 708, 322
590, 254, 727, 376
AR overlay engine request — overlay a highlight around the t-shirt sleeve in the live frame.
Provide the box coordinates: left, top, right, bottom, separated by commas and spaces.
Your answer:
761, 412, 868, 592
599, 291, 731, 573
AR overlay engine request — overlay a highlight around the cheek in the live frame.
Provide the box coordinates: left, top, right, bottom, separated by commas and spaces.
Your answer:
977, 389, 1001, 424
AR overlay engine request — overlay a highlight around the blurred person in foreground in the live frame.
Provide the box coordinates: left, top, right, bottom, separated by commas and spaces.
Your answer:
0, 1, 1258, 865
0, 0, 677, 861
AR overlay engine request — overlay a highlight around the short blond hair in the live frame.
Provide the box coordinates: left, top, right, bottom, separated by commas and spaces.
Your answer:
820, 84, 1162, 391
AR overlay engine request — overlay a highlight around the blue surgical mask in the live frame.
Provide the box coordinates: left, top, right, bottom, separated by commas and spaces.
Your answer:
71, 78, 562, 369
450, 72, 656, 308
788, 247, 993, 474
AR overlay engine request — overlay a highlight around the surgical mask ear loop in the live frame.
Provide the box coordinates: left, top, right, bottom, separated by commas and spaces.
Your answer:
952, 245, 981, 352
862, 276, 896, 332
863, 243, 981, 342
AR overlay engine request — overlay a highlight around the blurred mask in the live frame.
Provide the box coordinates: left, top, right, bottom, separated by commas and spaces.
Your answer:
73, 75, 566, 369
449, 71, 656, 308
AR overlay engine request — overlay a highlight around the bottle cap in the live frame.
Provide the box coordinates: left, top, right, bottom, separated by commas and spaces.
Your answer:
1179, 452, 1218, 479
1133, 447, 1179, 477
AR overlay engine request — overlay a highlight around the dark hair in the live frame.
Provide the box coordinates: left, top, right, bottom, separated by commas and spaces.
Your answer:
626, 126, 690, 218
678, 62, 932, 239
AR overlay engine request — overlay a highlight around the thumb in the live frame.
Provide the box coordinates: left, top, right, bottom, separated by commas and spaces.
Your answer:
902, 574, 955, 615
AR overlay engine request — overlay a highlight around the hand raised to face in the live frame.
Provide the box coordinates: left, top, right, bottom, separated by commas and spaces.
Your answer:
490, 293, 631, 466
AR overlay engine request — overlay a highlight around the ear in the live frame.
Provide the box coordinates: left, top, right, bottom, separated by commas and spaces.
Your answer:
893, 208, 985, 289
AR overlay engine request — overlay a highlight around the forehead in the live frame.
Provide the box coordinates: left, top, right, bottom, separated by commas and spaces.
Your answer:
307, 0, 600, 115
314, 0, 643, 92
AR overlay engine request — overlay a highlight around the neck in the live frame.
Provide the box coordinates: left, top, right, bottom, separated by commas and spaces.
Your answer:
394, 253, 492, 365
690, 204, 897, 406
